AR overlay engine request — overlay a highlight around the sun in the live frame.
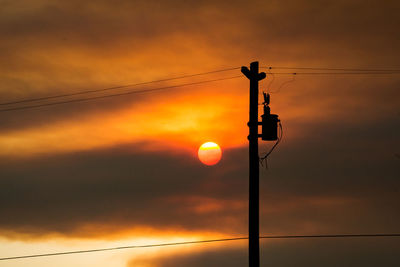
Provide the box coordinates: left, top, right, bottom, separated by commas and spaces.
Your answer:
198, 142, 222, 166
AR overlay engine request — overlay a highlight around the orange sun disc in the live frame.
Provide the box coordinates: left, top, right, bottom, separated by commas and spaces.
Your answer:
198, 142, 222, 166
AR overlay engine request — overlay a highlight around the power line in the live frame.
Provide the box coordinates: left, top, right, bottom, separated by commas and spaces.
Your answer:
262, 66, 400, 72
0, 67, 241, 106
2, 67, 399, 108
0, 237, 246, 261
264, 72, 400, 75
1, 233, 399, 261
0, 75, 242, 113
2, 69, 400, 113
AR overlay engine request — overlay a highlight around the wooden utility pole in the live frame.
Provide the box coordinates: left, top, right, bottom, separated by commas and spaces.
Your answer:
241, 61, 266, 267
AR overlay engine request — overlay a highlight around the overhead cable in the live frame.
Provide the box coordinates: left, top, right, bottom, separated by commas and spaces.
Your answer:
262, 66, 400, 72
0, 75, 242, 113
1, 233, 399, 261
2, 68, 400, 113
0, 67, 241, 106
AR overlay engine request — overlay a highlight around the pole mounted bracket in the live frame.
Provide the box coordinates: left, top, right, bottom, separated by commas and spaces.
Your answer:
241, 67, 251, 79
241, 66, 266, 81
257, 72, 266, 81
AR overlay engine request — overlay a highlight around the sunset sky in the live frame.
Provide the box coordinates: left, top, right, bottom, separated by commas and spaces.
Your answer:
1, 0, 399, 266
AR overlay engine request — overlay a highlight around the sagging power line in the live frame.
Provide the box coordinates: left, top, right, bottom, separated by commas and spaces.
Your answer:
262, 66, 400, 72
1, 233, 399, 261
0, 75, 242, 112
1, 66, 400, 113
264, 72, 400, 75
0, 67, 241, 106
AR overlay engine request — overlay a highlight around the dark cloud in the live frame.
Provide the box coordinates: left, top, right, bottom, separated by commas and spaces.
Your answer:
0, 143, 249, 237
0, 112, 399, 238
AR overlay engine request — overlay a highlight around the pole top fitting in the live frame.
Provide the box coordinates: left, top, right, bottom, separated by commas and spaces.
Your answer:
241, 62, 266, 81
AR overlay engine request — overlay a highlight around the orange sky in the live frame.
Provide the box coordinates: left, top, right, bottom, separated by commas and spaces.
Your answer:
1, 0, 400, 266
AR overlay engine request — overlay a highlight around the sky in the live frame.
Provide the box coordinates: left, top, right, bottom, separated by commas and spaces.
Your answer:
0, 0, 399, 266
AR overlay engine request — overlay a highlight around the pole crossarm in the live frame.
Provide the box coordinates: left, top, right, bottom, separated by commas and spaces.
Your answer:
241, 67, 266, 81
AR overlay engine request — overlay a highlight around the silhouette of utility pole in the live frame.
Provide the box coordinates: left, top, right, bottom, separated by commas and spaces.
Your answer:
241, 61, 266, 267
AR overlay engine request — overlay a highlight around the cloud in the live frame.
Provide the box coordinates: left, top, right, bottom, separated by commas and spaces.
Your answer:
1, 112, 399, 239
0, 143, 248, 238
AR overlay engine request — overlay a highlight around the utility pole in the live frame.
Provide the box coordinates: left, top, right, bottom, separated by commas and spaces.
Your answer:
241, 61, 266, 267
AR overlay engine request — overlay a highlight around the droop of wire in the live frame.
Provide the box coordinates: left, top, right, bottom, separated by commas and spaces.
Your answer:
260, 120, 283, 168
0, 67, 241, 106
264, 72, 400, 75
1, 233, 399, 261
262, 66, 400, 72
269, 74, 297, 94
0, 75, 242, 113
1, 65, 400, 113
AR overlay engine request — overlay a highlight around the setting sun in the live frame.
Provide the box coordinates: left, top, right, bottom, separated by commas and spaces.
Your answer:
198, 142, 222, 166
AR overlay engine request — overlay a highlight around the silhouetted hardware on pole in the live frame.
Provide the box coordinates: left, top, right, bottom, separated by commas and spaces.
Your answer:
260, 92, 280, 141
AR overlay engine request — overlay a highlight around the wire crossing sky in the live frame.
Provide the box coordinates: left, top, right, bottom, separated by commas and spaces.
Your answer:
261, 67, 400, 72
1, 233, 399, 261
0, 75, 242, 112
0, 67, 241, 106
1, 66, 400, 113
